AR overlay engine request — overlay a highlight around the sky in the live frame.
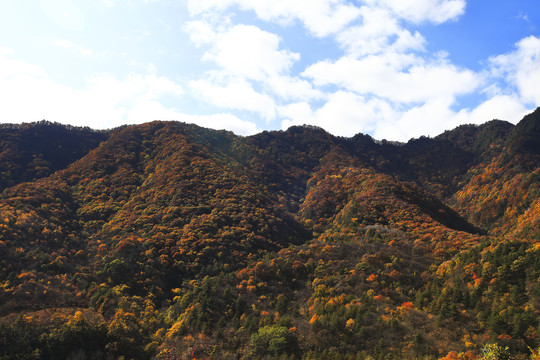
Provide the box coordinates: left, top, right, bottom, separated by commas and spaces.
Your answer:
0, 0, 539, 141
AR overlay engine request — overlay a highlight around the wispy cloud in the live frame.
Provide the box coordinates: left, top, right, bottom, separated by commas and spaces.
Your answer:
516, 12, 529, 22
187, 0, 362, 37
52, 39, 95, 56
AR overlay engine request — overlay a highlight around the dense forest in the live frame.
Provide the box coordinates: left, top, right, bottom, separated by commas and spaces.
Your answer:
0, 108, 538, 359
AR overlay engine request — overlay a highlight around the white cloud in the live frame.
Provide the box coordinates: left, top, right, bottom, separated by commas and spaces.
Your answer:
0, 47, 186, 129
373, 97, 457, 140
183, 113, 261, 135
186, 0, 235, 15
281, 36, 536, 141
184, 20, 217, 46
52, 38, 95, 56
489, 36, 540, 104
85, 70, 184, 105
304, 53, 480, 104
186, 22, 323, 119
187, 0, 361, 37
0, 46, 261, 135
367, 0, 466, 24
0, 48, 45, 80
190, 77, 276, 120
516, 12, 530, 23
39, 0, 85, 31
454, 95, 529, 125
336, 6, 426, 56
101, 0, 120, 7
369, 94, 531, 142
377, 94, 531, 141
53, 39, 74, 48
0, 46, 14, 56
102, 0, 166, 6
266, 75, 324, 101
280, 91, 532, 142
280, 91, 395, 136
202, 24, 299, 81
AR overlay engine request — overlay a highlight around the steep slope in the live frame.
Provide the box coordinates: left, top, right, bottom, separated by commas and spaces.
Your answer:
362, 119, 515, 199
0, 121, 311, 311
299, 148, 483, 253
246, 125, 342, 209
451, 110, 540, 238
505, 107, 540, 157
437, 120, 514, 160
0, 121, 315, 359
0, 121, 108, 190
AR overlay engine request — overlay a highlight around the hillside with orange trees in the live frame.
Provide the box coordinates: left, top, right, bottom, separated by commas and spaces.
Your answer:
0, 109, 538, 359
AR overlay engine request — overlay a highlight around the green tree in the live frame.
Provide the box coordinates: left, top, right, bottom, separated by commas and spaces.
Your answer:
248, 325, 298, 358
481, 343, 512, 360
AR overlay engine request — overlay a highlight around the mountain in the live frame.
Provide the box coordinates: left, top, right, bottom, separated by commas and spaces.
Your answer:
451, 110, 540, 239
0, 121, 108, 190
0, 110, 538, 360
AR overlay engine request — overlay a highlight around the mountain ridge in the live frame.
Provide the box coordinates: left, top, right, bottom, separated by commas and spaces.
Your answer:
0, 110, 538, 359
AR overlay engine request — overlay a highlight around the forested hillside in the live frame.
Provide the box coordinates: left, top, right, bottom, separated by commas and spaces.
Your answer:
0, 121, 108, 190
0, 109, 538, 359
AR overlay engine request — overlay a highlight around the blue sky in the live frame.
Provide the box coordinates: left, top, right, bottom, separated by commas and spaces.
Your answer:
0, 0, 538, 141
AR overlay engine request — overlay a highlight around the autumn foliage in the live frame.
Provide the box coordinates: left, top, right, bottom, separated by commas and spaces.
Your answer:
0, 109, 539, 359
